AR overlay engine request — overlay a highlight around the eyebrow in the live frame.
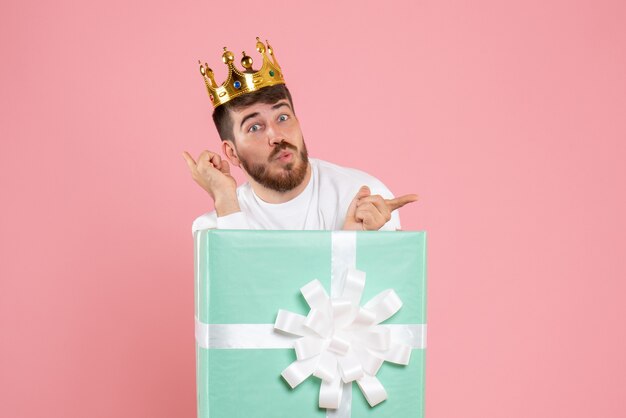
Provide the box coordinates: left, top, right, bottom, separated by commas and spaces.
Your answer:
239, 112, 260, 131
271, 102, 292, 111
239, 101, 292, 131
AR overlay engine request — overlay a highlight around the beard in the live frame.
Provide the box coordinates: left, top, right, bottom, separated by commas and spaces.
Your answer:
238, 139, 309, 193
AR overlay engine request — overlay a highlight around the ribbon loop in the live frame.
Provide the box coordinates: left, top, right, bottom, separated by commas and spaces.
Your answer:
331, 299, 353, 327
301, 279, 331, 312
295, 336, 325, 360
363, 290, 403, 324
281, 356, 318, 388
304, 308, 332, 338
352, 326, 390, 351
274, 309, 308, 336
356, 374, 388, 407
350, 307, 377, 327
328, 335, 350, 356
340, 269, 365, 306
337, 351, 364, 383
314, 351, 338, 382
353, 346, 384, 376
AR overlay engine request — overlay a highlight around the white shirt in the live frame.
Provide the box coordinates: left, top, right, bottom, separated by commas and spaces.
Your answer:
191, 158, 401, 233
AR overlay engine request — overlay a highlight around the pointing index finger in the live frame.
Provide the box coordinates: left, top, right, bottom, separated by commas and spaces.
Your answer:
385, 194, 419, 211
182, 151, 197, 170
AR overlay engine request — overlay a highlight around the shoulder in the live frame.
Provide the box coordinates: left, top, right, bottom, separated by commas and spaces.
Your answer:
192, 211, 217, 234
311, 158, 401, 230
190, 183, 253, 234
311, 158, 394, 198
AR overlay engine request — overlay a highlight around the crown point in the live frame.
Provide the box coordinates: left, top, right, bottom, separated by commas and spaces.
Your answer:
256, 39, 266, 54
222, 49, 235, 64
201, 63, 216, 87
241, 51, 254, 71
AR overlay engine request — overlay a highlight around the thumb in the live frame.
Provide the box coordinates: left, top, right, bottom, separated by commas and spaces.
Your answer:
219, 159, 231, 175
346, 185, 371, 219
356, 185, 371, 199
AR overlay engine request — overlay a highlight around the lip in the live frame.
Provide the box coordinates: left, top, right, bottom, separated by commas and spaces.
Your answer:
275, 150, 293, 162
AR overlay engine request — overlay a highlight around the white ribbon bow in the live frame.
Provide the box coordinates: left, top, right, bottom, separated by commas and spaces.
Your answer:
274, 268, 411, 410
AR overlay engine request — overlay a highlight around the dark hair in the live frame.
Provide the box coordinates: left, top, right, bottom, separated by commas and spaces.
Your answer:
212, 84, 295, 141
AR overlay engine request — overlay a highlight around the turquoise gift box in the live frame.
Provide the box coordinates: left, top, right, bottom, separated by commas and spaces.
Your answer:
194, 230, 427, 418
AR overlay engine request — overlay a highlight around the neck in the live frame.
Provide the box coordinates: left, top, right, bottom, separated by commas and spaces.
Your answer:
247, 162, 312, 204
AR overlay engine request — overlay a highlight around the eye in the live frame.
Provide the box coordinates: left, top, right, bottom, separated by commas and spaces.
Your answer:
278, 114, 289, 122
248, 124, 261, 133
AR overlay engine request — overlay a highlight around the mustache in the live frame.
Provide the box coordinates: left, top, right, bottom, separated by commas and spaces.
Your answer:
268, 141, 298, 161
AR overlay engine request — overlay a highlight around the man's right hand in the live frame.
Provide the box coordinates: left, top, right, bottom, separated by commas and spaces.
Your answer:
343, 185, 418, 231
182, 150, 240, 216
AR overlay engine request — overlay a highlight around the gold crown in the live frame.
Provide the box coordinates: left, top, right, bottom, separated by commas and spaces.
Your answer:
199, 37, 285, 109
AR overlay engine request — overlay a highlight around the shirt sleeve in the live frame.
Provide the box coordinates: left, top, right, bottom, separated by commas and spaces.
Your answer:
191, 210, 251, 236
215, 211, 251, 229
191, 212, 217, 236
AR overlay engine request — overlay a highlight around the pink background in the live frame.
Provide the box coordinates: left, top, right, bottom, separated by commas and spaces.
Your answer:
1, 0, 625, 416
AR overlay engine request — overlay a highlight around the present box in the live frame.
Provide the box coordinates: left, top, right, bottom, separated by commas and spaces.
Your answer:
194, 230, 427, 418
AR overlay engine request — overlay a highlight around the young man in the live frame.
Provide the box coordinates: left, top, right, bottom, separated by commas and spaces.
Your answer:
183, 39, 417, 233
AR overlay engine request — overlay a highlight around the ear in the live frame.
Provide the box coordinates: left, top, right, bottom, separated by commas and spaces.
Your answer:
222, 140, 241, 167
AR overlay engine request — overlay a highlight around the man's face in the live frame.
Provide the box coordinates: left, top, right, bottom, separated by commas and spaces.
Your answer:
227, 99, 309, 192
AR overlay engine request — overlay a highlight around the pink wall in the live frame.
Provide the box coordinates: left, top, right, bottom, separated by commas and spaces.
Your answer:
1, 0, 625, 417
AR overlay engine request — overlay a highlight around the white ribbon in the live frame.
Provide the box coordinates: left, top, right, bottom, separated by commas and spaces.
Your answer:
276, 268, 414, 411
195, 320, 426, 351
195, 231, 427, 418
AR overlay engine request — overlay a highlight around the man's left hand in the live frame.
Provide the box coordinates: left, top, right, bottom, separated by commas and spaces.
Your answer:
343, 185, 419, 231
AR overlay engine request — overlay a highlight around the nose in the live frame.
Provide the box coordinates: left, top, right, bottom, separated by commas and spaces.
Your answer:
266, 120, 285, 146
